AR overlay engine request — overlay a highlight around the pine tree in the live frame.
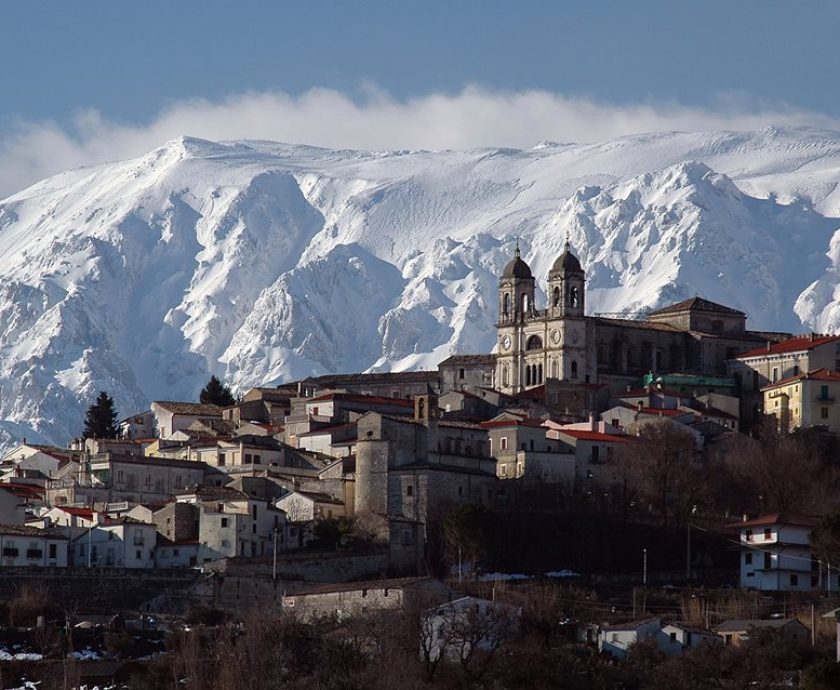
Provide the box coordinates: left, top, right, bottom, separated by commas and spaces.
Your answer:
199, 375, 236, 407
83, 391, 119, 439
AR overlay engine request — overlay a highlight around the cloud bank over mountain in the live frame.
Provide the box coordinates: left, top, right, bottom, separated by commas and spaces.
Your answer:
3, 86, 839, 197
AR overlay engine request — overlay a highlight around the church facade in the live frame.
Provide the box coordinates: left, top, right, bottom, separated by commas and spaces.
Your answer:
494, 243, 788, 395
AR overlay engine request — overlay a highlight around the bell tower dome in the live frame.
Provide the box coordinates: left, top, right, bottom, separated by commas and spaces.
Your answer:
498, 242, 536, 325
548, 241, 585, 318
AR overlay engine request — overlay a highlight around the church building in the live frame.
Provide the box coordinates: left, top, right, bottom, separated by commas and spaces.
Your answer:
494, 242, 788, 395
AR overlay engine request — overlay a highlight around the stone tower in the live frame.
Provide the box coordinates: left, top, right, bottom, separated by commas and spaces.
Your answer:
496, 244, 535, 393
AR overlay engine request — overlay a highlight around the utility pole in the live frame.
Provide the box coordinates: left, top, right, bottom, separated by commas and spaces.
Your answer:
272, 529, 278, 583
642, 548, 648, 615
811, 604, 816, 646
686, 521, 691, 580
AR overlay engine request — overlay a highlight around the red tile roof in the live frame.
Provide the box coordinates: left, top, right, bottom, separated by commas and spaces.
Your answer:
738, 334, 840, 359
556, 430, 631, 443
726, 513, 817, 529
762, 368, 840, 391
307, 393, 413, 408
480, 418, 546, 429
638, 407, 692, 417
58, 506, 95, 519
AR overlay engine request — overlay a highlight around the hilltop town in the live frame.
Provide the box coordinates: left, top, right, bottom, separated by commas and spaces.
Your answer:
3, 243, 840, 687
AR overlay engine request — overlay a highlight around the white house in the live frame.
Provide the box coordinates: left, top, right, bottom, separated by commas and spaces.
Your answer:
276, 490, 346, 523
176, 486, 290, 562
657, 622, 720, 656
0, 525, 69, 567
730, 514, 835, 592
545, 422, 631, 480
599, 618, 661, 659
421, 596, 520, 662
71, 518, 157, 568
154, 536, 200, 568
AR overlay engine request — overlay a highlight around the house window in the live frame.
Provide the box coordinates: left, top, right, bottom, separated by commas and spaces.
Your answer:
406, 485, 413, 497
763, 528, 771, 540
458, 486, 463, 497
745, 530, 753, 542
772, 368, 779, 383
221, 518, 229, 528
48, 544, 57, 559
253, 454, 261, 464
591, 446, 600, 464
500, 465, 507, 477
669, 631, 677, 642
745, 552, 752, 565
136, 549, 142, 560
611, 633, 619, 643
764, 553, 772, 569
218, 452, 226, 467
4, 546, 21, 557
793, 365, 800, 376
501, 437, 508, 451
571, 361, 578, 379
459, 368, 465, 380
790, 574, 798, 586
312, 407, 319, 416
245, 453, 252, 463
822, 407, 829, 420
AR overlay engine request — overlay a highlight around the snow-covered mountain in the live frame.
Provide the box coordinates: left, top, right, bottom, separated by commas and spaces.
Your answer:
2, 126, 840, 450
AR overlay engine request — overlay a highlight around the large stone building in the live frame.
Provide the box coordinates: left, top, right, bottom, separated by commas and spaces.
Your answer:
494, 242, 788, 395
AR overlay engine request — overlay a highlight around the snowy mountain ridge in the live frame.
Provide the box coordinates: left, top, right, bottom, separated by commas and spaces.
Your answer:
2, 126, 840, 449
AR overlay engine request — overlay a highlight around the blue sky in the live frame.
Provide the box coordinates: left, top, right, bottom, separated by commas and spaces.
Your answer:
1, 1, 838, 195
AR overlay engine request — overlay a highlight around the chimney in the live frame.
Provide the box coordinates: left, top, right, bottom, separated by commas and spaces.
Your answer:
589, 412, 596, 432
637, 401, 643, 412
810, 332, 815, 342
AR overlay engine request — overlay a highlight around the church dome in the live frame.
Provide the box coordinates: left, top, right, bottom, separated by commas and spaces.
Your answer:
502, 246, 533, 279
551, 241, 583, 274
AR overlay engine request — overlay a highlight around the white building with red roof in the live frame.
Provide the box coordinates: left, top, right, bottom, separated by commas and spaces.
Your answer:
729, 513, 836, 592
544, 420, 631, 480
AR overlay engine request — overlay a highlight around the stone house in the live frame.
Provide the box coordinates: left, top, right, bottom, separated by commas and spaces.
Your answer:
282, 577, 450, 622
149, 401, 223, 440
355, 402, 496, 524
713, 618, 809, 647
438, 354, 497, 395
47, 454, 209, 506
295, 371, 439, 400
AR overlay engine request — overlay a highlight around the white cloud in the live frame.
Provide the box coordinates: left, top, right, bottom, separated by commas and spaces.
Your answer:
1, 85, 838, 198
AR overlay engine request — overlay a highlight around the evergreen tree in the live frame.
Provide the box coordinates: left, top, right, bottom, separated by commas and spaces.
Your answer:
83, 391, 119, 439
199, 375, 236, 406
